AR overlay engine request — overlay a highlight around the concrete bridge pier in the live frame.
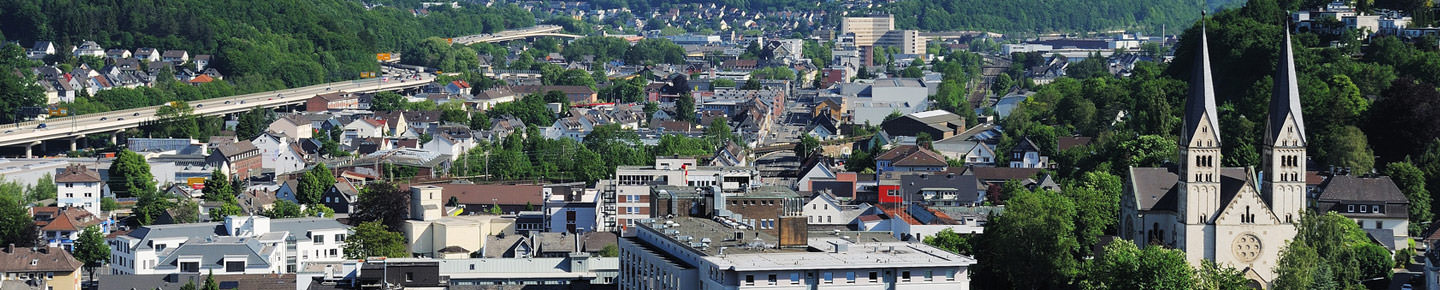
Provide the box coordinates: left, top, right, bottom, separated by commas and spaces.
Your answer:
24, 141, 40, 158
68, 135, 84, 152
111, 130, 124, 146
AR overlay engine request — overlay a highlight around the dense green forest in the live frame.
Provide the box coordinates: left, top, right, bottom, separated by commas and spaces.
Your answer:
0, 0, 533, 90
876, 0, 1244, 34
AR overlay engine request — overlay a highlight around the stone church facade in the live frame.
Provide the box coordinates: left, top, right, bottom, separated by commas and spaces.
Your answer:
1119, 26, 1307, 287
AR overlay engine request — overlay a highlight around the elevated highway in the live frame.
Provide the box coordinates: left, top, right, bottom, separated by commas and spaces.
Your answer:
450, 25, 583, 45
0, 74, 435, 156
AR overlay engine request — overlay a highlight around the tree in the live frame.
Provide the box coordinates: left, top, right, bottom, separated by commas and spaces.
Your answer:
344, 221, 408, 259
675, 93, 696, 122
202, 169, 234, 202
0, 186, 33, 247
234, 107, 272, 141
303, 204, 335, 218
922, 228, 971, 255
265, 200, 303, 218
131, 190, 170, 226
0, 44, 43, 123
180, 281, 196, 290
1275, 211, 1394, 288
100, 197, 117, 212
351, 182, 409, 232
203, 270, 218, 290
1065, 171, 1122, 251
1086, 239, 1195, 289
795, 134, 821, 158
371, 91, 405, 112
971, 187, 1080, 289
171, 199, 200, 224
1368, 77, 1440, 163
1194, 260, 1252, 290
297, 164, 332, 205
1323, 126, 1375, 174
209, 201, 243, 222
26, 173, 56, 203
108, 150, 156, 198
72, 225, 110, 281
712, 78, 736, 88
598, 244, 619, 257
1384, 161, 1431, 235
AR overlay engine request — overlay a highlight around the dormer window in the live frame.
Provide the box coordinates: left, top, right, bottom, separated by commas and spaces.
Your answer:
30, 259, 37, 266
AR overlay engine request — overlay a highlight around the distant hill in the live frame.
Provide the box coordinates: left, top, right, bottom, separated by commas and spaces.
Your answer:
879, 0, 1249, 35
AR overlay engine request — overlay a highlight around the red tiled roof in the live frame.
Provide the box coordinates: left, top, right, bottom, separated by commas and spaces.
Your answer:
877, 145, 947, 167
188, 74, 214, 83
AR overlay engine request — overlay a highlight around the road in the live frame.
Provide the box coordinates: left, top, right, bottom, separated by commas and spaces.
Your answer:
449, 25, 582, 45
0, 73, 435, 152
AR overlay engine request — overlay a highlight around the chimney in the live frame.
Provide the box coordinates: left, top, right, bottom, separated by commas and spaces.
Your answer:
5, 244, 12, 253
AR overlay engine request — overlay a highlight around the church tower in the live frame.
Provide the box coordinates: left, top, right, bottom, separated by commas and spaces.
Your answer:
1179, 24, 1223, 225
1263, 28, 1307, 224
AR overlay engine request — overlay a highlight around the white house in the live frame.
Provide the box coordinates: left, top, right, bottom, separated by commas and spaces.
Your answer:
344, 118, 386, 142
422, 130, 476, 162
545, 184, 600, 233
267, 114, 313, 140
251, 132, 307, 175
108, 216, 350, 275
55, 164, 106, 215
72, 41, 105, 58
803, 192, 873, 226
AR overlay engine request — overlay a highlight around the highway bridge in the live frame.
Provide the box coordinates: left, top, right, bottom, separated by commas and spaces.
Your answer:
450, 25, 583, 45
0, 73, 435, 157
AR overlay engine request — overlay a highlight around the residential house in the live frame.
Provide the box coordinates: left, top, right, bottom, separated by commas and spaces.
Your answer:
803, 191, 874, 226
306, 92, 360, 112
267, 114, 314, 140
1316, 174, 1410, 251
343, 118, 387, 143
250, 132, 307, 175
108, 216, 350, 275
236, 188, 278, 215
510, 85, 599, 105
104, 49, 132, 60
27, 41, 55, 59
1007, 137, 1049, 168
72, 41, 105, 58
134, 48, 159, 62
875, 145, 948, 174
473, 87, 520, 111
192, 55, 212, 71
0, 245, 82, 290
161, 50, 189, 65
55, 164, 106, 215
795, 157, 836, 192
900, 171, 982, 206
710, 140, 748, 167
207, 141, 262, 180
444, 80, 471, 95
32, 207, 103, 250
422, 129, 476, 162
321, 178, 359, 214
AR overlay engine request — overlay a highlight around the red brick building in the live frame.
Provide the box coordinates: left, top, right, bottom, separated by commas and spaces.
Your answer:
208, 141, 261, 179
305, 92, 359, 112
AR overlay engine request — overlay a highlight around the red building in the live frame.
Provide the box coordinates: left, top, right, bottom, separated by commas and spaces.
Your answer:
305, 92, 359, 112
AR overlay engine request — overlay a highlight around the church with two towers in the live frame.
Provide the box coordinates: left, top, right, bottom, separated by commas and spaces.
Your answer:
1119, 26, 1308, 286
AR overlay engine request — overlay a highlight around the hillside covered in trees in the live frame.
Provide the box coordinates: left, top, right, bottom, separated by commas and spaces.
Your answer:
0, 0, 533, 90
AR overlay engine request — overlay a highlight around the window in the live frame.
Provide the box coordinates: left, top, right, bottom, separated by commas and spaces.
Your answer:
225, 261, 244, 272
336, 234, 346, 242
902, 271, 911, 282
824, 272, 833, 284
1376, 221, 1383, 229
925, 271, 933, 281
946, 270, 956, 281
869, 271, 878, 283
1373, 205, 1381, 213
768, 274, 777, 285
405, 273, 414, 282
790, 273, 799, 285
846, 272, 856, 283
1347, 205, 1355, 212
1360, 205, 1369, 213
314, 235, 325, 243
180, 262, 199, 273
329, 249, 338, 256
745, 275, 754, 286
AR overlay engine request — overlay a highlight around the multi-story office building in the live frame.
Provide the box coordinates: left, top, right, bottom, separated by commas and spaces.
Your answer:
603, 158, 760, 232
619, 217, 975, 290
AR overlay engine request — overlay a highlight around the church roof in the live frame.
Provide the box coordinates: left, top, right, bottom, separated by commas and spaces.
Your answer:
1182, 25, 1221, 146
1128, 166, 1256, 216
1266, 28, 1306, 145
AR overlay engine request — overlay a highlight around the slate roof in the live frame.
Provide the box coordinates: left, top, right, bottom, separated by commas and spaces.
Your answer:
215, 141, 259, 158
0, 247, 81, 273
1316, 175, 1409, 219
1266, 29, 1306, 145
55, 164, 102, 183
1127, 167, 1254, 213
1182, 27, 1221, 145
875, 145, 947, 167
154, 237, 271, 269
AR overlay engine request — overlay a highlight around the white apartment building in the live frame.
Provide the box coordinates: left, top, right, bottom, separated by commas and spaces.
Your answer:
54, 164, 106, 215
619, 217, 975, 290
546, 184, 601, 233
108, 216, 350, 275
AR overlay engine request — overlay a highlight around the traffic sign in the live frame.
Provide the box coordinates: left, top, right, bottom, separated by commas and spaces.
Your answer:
376, 53, 392, 62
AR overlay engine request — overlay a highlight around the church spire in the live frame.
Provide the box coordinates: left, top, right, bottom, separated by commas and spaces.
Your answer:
1183, 18, 1221, 146
1266, 25, 1305, 145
